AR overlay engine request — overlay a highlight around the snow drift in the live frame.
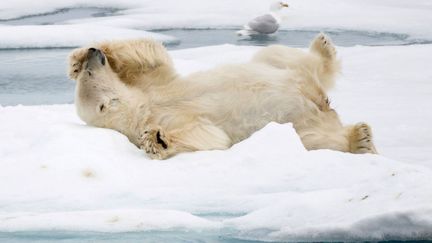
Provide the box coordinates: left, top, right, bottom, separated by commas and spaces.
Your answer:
0, 104, 431, 241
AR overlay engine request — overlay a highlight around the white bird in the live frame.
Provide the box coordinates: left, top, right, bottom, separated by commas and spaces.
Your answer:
237, 1, 289, 36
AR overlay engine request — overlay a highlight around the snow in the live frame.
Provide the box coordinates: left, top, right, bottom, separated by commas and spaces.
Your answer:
332, 45, 432, 169
0, 25, 178, 49
1, 44, 432, 241
1, 104, 432, 241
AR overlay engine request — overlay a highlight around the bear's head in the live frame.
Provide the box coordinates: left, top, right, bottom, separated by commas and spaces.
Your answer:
74, 48, 127, 128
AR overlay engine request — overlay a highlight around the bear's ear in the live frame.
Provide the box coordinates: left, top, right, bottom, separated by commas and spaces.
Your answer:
109, 98, 121, 110
96, 98, 121, 114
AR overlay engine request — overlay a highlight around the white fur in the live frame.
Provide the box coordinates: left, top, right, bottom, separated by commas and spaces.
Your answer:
68, 33, 377, 159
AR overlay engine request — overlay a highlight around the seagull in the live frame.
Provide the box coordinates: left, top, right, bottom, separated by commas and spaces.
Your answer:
237, 1, 289, 36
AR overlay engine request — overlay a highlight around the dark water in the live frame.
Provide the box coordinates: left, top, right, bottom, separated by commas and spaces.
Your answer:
1, 29, 430, 106
0, 231, 271, 243
156, 28, 431, 50
0, 49, 74, 106
0, 7, 119, 25
1, 231, 430, 243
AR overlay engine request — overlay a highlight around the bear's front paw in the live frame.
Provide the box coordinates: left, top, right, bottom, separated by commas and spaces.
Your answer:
68, 48, 88, 80
138, 128, 170, 160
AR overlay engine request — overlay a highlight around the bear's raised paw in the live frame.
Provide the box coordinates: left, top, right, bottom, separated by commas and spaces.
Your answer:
310, 33, 337, 60
68, 48, 88, 80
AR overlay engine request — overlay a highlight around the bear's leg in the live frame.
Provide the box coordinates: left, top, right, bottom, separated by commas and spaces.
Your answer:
309, 33, 341, 90
138, 123, 232, 160
68, 40, 177, 88
295, 110, 377, 154
96, 40, 176, 87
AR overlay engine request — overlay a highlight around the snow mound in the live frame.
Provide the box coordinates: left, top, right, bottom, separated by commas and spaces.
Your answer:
0, 25, 178, 49
0, 105, 431, 241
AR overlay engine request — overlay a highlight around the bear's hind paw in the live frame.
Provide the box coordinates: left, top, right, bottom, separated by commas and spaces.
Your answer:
310, 33, 337, 60
349, 123, 378, 154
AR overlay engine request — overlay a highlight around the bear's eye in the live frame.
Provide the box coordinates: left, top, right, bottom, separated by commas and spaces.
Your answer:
99, 104, 105, 112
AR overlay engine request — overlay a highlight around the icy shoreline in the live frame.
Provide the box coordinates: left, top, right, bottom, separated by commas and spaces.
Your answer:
1, 1, 432, 39
1, 0, 432, 49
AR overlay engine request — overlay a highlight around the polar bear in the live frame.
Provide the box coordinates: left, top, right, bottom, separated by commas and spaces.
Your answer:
68, 34, 377, 159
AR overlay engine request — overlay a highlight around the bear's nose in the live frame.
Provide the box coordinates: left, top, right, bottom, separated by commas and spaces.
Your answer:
86, 48, 106, 66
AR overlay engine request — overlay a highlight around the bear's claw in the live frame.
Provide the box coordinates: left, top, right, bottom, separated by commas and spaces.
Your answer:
138, 127, 170, 159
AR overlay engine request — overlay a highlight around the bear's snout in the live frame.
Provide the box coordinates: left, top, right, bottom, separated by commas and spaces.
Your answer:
86, 48, 106, 67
